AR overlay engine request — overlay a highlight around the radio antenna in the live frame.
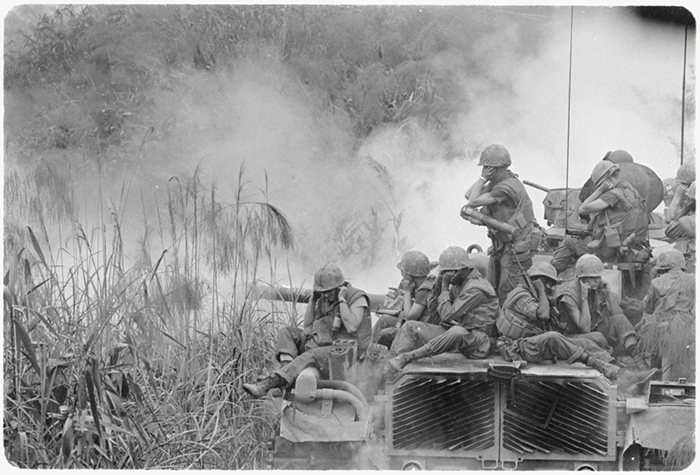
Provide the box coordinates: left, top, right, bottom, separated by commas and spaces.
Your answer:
680, 23, 688, 165
564, 6, 574, 233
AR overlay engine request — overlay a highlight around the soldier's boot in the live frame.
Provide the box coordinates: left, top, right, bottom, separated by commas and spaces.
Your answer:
243, 373, 286, 399
384, 347, 430, 379
586, 357, 622, 380
617, 368, 660, 397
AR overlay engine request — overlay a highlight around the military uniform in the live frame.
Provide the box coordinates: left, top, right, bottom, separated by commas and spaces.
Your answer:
482, 171, 538, 303
389, 268, 498, 359
275, 283, 372, 383
372, 275, 438, 347
636, 254, 696, 381
555, 278, 636, 356
551, 180, 649, 272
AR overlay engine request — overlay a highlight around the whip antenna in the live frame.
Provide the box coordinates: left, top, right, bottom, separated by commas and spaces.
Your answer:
565, 6, 574, 233
680, 23, 688, 165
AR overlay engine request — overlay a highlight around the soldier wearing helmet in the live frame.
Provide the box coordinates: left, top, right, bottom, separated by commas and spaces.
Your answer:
465, 144, 539, 304
551, 158, 650, 272
665, 161, 695, 272
243, 263, 371, 398
384, 246, 499, 378
636, 248, 695, 382
554, 255, 645, 367
371, 251, 438, 347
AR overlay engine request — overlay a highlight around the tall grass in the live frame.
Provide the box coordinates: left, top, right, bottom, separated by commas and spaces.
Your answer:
3, 161, 294, 469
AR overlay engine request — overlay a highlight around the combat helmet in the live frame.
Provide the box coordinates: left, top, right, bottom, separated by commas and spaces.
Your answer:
527, 261, 558, 284
591, 161, 620, 188
654, 248, 686, 271
675, 161, 696, 185
478, 144, 511, 167
397, 251, 430, 277
438, 246, 471, 271
313, 263, 345, 292
575, 254, 605, 279
603, 150, 634, 164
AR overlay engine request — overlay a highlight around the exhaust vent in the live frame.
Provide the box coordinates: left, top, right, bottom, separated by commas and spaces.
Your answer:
392, 377, 496, 451
503, 380, 609, 456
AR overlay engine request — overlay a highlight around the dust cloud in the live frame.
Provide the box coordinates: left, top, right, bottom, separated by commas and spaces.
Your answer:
4, 6, 695, 297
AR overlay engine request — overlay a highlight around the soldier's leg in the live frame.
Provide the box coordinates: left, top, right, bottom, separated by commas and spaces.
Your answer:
276, 326, 306, 363
453, 327, 492, 359
275, 346, 333, 384
566, 336, 615, 363
389, 321, 446, 355
422, 326, 472, 356
497, 246, 531, 304
372, 315, 399, 343
376, 327, 398, 348
599, 313, 637, 356
551, 236, 590, 274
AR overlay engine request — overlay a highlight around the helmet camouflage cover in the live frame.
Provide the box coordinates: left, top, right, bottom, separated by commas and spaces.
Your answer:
655, 248, 686, 271
574, 254, 605, 279
676, 161, 696, 185
397, 251, 431, 277
477, 144, 512, 167
438, 246, 471, 271
527, 261, 558, 283
313, 263, 345, 292
591, 161, 620, 188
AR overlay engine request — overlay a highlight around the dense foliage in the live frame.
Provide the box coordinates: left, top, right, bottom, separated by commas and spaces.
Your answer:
3, 4, 551, 469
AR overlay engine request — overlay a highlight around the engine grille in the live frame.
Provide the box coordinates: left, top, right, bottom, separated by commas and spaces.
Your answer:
391, 377, 496, 451
502, 380, 610, 456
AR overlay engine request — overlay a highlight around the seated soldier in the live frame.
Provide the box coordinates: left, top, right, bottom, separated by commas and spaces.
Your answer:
371, 251, 438, 348
243, 263, 371, 398
555, 255, 649, 369
551, 159, 650, 273
636, 248, 696, 382
496, 261, 658, 391
384, 246, 499, 378
665, 162, 696, 273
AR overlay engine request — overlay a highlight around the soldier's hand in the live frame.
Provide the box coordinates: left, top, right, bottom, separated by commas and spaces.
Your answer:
580, 280, 592, 294
533, 279, 545, 293
599, 179, 614, 193
400, 278, 416, 293
338, 285, 348, 300
440, 271, 455, 288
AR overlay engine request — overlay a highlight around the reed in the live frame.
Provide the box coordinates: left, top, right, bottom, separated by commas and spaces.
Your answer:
4, 161, 293, 469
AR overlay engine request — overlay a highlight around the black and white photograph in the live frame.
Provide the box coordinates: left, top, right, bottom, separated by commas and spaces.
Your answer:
2, 2, 696, 471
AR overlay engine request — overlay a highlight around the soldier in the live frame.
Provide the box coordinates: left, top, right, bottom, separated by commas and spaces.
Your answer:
384, 246, 499, 378
465, 144, 539, 303
555, 255, 646, 368
371, 251, 437, 348
243, 263, 371, 398
497, 261, 614, 364
664, 162, 695, 273
550, 159, 650, 272
636, 248, 696, 381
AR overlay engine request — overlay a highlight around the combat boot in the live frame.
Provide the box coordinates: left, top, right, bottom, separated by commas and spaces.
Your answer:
243, 373, 286, 398
586, 358, 622, 380
384, 347, 430, 379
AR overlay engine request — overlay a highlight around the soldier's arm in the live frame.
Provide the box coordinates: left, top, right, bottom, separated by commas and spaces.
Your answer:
303, 295, 317, 330
563, 298, 591, 333
338, 295, 367, 334
437, 286, 485, 323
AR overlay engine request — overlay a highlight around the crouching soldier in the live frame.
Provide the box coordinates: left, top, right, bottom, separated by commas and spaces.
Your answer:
384, 246, 499, 378
636, 248, 696, 382
372, 251, 438, 348
243, 263, 371, 398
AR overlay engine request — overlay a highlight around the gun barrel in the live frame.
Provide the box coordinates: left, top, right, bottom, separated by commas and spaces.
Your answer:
523, 180, 550, 192
256, 284, 386, 311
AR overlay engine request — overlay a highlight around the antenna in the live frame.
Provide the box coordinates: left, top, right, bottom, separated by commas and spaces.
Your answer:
680, 23, 688, 165
564, 6, 574, 233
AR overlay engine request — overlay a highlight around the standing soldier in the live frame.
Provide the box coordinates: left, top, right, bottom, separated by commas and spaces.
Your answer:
465, 144, 539, 303
636, 248, 696, 382
664, 161, 695, 273
371, 251, 437, 348
243, 263, 371, 398
384, 246, 499, 378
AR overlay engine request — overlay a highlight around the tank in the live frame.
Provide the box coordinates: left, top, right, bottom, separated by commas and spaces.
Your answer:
255, 156, 692, 471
